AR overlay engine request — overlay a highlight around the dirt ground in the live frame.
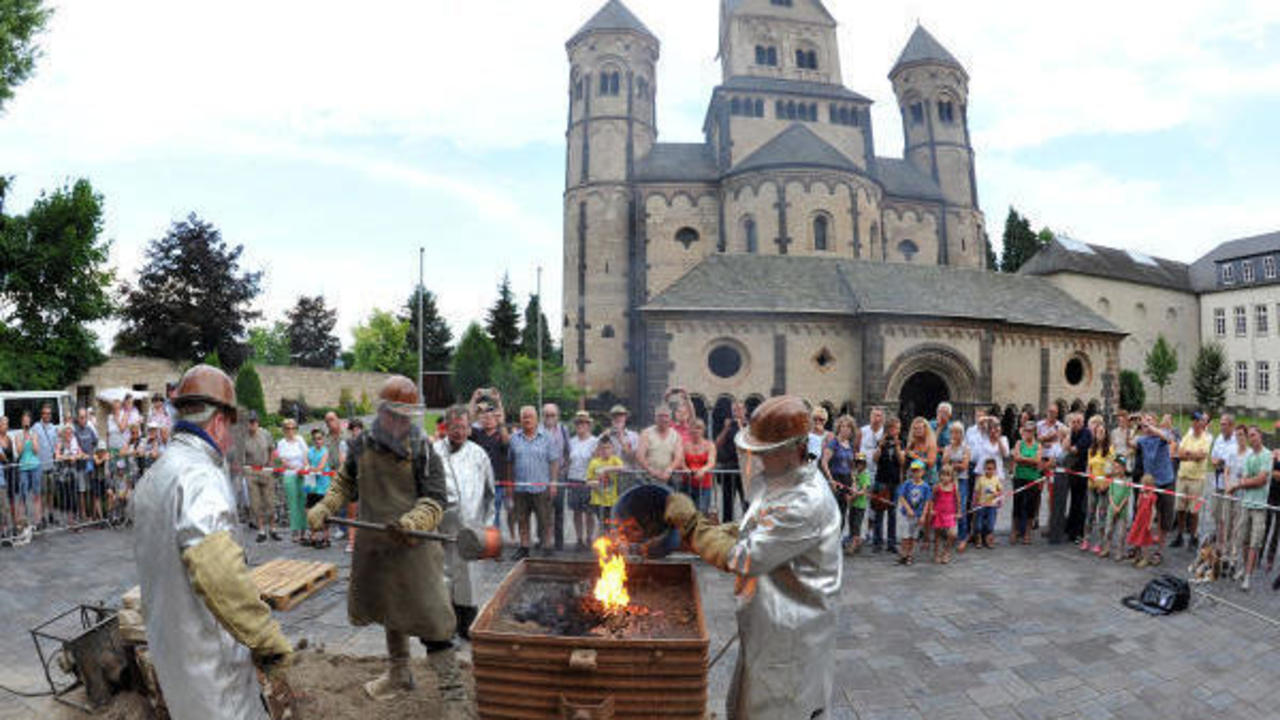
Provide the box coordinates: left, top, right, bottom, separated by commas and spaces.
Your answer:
51, 650, 477, 720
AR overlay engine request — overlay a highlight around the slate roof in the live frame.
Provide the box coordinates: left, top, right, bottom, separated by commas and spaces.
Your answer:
1019, 237, 1192, 293
569, 0, 655, 45
634, 143, 719, 183
644, 255, 1123, 335
729, 124, 858, 175
1187, 230, 1280, 292
892, 25, 965, 75
872, 158, 945, 202
719, 75, 871, 103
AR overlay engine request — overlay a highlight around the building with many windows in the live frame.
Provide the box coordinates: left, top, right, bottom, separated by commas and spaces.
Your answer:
1021, 231, 1280, 414
562, 0, 1130, 422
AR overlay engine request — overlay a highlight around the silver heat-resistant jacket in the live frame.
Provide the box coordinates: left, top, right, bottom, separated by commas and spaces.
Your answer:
434, 438, 496, 606
133, 432, 269, 720
727, 462, 842, 720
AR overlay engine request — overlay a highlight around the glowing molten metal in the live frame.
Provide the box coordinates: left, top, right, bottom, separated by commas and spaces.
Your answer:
592, 537, 630, 612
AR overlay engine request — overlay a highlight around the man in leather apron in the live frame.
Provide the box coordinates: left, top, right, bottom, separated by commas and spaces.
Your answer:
306, 377, 461, 701
133, 365, 293, 720
433, 404, 496, 640
664, 395, 842, 720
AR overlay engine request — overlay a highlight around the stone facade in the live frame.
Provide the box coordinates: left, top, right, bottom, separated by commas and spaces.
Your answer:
1201, 285, 1280, 413
563, 1, 987, 404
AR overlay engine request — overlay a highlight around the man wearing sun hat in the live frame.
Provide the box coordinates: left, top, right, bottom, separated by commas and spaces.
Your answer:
662, 395, 842, 720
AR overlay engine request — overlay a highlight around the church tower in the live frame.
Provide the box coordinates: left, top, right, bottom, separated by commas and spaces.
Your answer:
890, 26, 983, 267
718, 0, 841, 85
563, 0, 658, 399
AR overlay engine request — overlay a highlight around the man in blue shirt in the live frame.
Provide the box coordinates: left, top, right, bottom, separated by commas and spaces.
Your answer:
1134, 413, 1176, 562
507, 406, 558, 560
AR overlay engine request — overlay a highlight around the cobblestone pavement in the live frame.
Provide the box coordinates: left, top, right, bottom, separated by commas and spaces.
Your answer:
2, 514, 1279, 719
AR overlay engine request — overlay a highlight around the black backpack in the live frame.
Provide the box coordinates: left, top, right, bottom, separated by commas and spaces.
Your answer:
1123, 574, 1191, 615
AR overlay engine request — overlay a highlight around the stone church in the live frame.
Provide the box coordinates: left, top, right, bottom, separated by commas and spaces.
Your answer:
562, 0, 1124, 423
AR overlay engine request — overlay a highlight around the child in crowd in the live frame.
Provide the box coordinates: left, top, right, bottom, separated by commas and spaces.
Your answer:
1126, 474, 1160, 567
896, 460, 932, 566
1084, 423, 1115, 554
304, 428, 331, 548
973, 458, 1003, 549
931, 465, 959, 564
845, 454, 872, 555
1101, 454, 1131, 560
587, 438, 624, 536
90, 443, 110, 522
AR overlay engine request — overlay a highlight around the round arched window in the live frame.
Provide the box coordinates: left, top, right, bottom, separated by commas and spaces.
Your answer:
897, 239, 919, 261
675, 227, 700, 249
708, 344, 744, 379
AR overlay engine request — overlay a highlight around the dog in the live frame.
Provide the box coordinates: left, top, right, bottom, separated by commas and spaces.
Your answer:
1188, 543, 1220, 584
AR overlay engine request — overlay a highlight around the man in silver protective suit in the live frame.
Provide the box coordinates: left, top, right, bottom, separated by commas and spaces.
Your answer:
664, 395, 842, 720
306, 376, 461, 702
134, 365, 293, 720
433, 404, 496, 640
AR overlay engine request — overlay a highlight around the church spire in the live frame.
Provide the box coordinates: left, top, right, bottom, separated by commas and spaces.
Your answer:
569, 0, 655, 46
891, 25, 966, 77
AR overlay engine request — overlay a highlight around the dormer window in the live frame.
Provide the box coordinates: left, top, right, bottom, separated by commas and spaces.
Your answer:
1265, 256, 1277, 279
938, 100, 955, 123
910, 103, 924, 125
1242, 260, 1255, 283
1222, 264, 1234, 284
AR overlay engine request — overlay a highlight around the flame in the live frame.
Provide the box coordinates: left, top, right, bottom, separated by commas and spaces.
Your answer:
592, 536, 630, 611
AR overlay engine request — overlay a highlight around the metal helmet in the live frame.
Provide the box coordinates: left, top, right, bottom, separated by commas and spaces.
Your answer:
172, 364, 238, 422
735, 395, 810, 454
378, 376, 423, 418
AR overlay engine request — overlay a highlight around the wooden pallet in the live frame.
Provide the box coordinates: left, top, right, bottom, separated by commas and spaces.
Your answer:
251, 558, 338, 611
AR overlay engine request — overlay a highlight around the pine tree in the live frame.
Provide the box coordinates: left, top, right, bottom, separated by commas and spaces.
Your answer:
452, 323, 499, 401
998, 208, 1048, 274
1143, 335, 1179, 409
286, 295, 340, 368
1191, 343, 1229, 414
485, 273, 521, 359
983, 232, 998, 271
235, 362, 266, 417
402, 286, 454, 371
520, 293, 555, 360
1119, 370, 1146, 413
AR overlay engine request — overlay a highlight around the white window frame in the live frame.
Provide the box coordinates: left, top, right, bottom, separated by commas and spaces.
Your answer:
1213, 308, 1226, 337
1243, 260, 1255, 283
1258, 305, 1270, 336
1222, 264, 1234, 284
1236, 361, 1249, 394
1265, 256, 1277, 280
1259, 361, 1272, 395
1234, 306, 1248, 336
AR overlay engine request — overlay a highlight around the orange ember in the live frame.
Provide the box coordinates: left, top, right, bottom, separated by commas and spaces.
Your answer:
592, 536, 630, 611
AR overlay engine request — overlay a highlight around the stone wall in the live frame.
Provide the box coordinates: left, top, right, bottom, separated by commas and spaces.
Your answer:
67, 356, 398, 416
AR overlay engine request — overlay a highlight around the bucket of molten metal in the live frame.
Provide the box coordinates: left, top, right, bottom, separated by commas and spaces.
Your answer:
471, 538, 709, 719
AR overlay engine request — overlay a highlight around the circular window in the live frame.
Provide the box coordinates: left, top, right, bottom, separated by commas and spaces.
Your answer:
708, 345, 743, 379
1065, 357, 1086, 386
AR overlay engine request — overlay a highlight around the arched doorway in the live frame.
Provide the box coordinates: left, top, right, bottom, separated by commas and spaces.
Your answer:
898, 371, 949, 421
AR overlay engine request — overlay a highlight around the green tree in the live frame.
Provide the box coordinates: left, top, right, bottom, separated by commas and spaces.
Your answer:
402, 286, 453, 371
485, 273, 521, 359
235, 361, 266, 417
0, 0, 52, 112
115, 214, 263, 370
491, 354, 582, 411
351, 309, 412, 374
451, 323, 498, 401
1119, 370, 1146, 413
247, 322, 291, 366
998, 207, 1047, 274
982, 231, 998, 271
1143, 335, 1179, 409
1191, 342, 1229, 414
0, 178, 113, 390
519, 293, 555, 361
286, 295, 340, 368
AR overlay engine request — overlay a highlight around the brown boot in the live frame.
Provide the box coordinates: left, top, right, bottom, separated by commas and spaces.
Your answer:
364, 657, 414, 701
428, 648, 467, 703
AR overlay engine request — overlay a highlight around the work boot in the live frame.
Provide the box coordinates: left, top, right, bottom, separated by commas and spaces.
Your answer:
428, 648, 467, 702
454, 605, 478, 641
1170, 533, 1183, 549
364, 657, 414, 701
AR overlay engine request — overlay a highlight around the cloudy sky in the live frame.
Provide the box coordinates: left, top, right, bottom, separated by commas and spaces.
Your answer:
3, 0, 1278, 351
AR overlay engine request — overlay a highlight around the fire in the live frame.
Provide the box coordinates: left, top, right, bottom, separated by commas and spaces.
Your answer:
592, 536, 630, 612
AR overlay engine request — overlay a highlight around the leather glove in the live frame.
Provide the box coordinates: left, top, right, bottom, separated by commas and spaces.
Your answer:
664, 493, 698, 528
385, 519, 421, 547
661, 494, 739, 571
182, 531, 293, 661
306, 486, 345, 531
398, 497, 444, 534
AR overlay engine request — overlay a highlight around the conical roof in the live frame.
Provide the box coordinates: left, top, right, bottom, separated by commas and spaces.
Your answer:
570, 0, 655, 44
892, 25, 964, 75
